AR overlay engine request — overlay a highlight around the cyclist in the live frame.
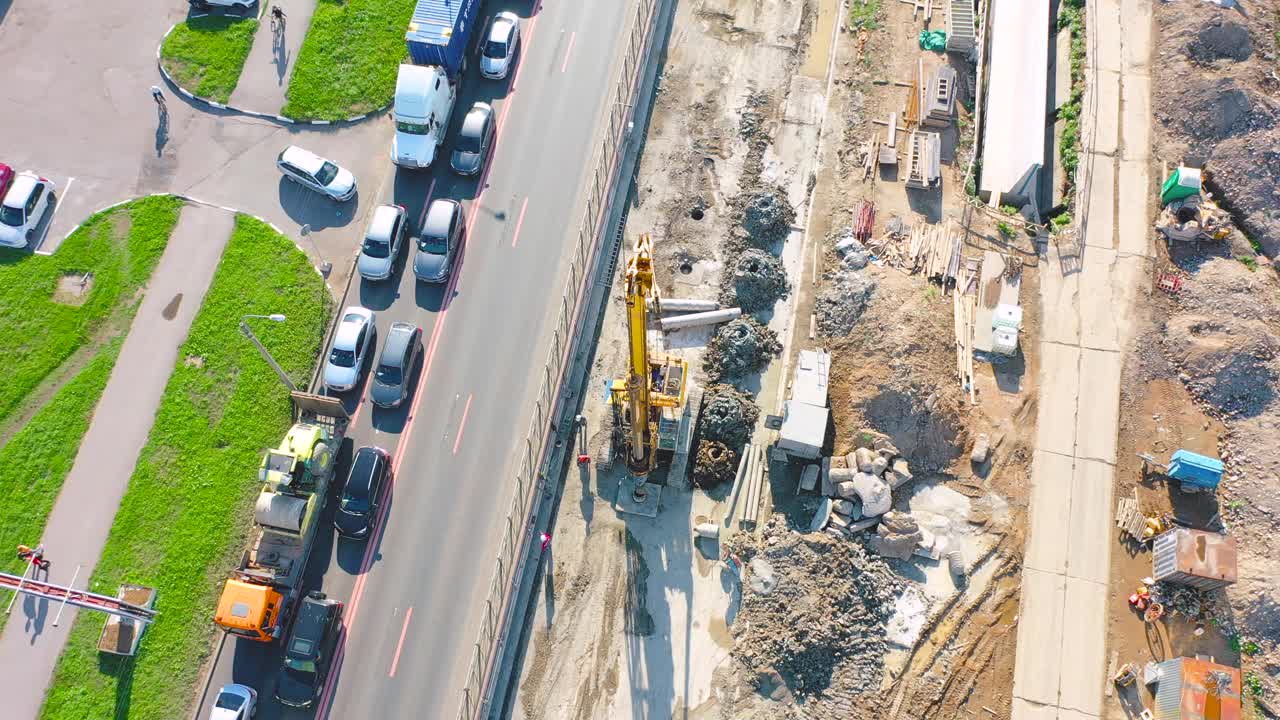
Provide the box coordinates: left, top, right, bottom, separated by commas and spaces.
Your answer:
271, 4, 286, 32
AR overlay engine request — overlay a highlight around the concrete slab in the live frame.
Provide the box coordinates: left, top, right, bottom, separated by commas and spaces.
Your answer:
1012, 566, 1067, 708
1066, 458, 1115, 584
1038, 249, 1081, 347
1057, 578, 1108, 717
1013, 697, 1067, 720
230, 0, 318, 114
1075, 349, 1121, 463
614, 475, 661, 517
1120, 0, 1151, 75
1077, 247, 1121, 351
1120, 73, 1152, 162
1082, 154, 1116, 250
979, 0, 1050, 202
1081, 70, 1120, 158
1117, 159, 1152, 257
1025, 450, 1075, 575
1035, 343, 1081, 458
1090, 0, 1123, 73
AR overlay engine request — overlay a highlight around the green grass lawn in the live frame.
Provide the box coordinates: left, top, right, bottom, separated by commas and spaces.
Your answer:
0, 195, 183, 428
283, 0, 415, 120
160, 15, 260, 104
40, 215, 330, 720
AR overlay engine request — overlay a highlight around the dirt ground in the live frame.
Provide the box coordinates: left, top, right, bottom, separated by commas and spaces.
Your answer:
513, 0, 1045, 718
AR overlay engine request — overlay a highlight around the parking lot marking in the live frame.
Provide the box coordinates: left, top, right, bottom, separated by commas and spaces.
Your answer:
388, 607, 413, 678
417, 178, 438, 227
59, 176, 75, 207
452, 394, 473, 454
510, 197, 529, 248
561, 31, 576, 73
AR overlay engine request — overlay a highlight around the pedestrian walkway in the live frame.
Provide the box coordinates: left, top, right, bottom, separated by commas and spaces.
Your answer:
1010, 0, 1153, 717
0, 203, 234, 719
229, 0, 316, 113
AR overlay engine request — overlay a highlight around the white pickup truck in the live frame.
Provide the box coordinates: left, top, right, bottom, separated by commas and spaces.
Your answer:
390, 64, 457, 170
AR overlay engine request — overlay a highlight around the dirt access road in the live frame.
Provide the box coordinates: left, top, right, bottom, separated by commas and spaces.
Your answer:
1011, 0, 1155, 717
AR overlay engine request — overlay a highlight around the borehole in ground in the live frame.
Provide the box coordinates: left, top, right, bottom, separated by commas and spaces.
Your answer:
53, 273, 94, 306
679, 261, 694, 275
690, 207, 705, 221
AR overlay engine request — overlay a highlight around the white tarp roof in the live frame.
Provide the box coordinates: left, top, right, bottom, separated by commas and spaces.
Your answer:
979, 0, 1050, 205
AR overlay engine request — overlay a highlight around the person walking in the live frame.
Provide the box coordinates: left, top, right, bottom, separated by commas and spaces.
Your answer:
150, 85, 165, 108
539, 532, 552, 552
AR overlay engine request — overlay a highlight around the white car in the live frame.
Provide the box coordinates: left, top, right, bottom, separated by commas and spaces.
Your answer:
209, 683, 257, 720
0, 172, 55, 248
480, 12, 521, 80
324, 307, 376, 393
276, 146, 356, 203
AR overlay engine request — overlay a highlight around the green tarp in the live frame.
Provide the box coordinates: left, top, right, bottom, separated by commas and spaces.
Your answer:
919, 30, 947, 51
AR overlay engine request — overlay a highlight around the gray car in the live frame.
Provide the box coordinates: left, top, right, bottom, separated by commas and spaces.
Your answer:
358, 204, 408, 281
413, 199, 464, 283
370, 322, 423, 408
450, 102, 495, 176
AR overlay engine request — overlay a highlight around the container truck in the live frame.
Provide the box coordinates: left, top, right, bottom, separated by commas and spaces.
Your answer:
391, 64, 457, 170
405, 0, 482, 78
213, 392, 348, 643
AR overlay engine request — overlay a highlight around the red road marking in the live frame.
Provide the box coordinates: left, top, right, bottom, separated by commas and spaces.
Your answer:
388, 607, 414, 678
560, 31, 576, 73
452, 394, 473, 454
510, 197, 529, 248
417, 178, 437, 227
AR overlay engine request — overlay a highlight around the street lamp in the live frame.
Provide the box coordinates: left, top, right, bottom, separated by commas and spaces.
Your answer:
239, 314, 296, 392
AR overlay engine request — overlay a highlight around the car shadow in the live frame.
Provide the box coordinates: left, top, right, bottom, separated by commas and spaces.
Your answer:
355, 245, 411, 312
412, 237, 466, 313
334, 464, 395, 575
369, 345, 424, 435
277, 177, 359, 231
22, 193, 59, 254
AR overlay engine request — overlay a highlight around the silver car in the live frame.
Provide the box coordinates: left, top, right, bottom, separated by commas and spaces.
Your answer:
480, 12, 521, 80
413, 199, 464, 284
324, 307, 376, 393
371, 322, 423, 408
276, 146, 356, 202
358, 204, 408, 281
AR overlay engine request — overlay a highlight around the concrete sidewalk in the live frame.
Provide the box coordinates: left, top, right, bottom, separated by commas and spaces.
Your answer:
0, 203, 233, 719
229, 0, 316, 114
1010, 0, 1154, 717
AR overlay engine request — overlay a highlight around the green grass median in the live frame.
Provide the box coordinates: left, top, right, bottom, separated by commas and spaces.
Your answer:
40, 215, 331, 720
283, 0, 415, 121
160, 15, 260, 104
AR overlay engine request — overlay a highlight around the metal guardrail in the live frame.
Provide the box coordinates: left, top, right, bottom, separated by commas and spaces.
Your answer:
455, 0, 660, 717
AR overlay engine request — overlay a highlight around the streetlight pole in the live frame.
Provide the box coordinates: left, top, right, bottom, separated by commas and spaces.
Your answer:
239, 314, 297, 392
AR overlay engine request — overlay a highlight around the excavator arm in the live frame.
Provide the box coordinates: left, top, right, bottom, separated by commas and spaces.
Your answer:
622, 235, 658, 473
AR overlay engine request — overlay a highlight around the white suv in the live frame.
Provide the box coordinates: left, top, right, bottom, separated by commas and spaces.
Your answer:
0, 172, 55, 248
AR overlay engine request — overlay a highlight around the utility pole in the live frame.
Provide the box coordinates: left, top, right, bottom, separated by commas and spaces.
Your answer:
239, 314, 296, 392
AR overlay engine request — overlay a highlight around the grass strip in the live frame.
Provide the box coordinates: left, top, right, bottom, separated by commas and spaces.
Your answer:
40, 215, 330, 720
0, 195, 182, 428
283, 0, 415, 121
160, 15, 259, 104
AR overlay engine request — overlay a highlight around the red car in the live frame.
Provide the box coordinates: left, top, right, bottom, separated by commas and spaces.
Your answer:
0, 164, 14, 201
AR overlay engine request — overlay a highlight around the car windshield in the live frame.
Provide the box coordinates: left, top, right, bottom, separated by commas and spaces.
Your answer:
340, 493, 370, 514
376, 362, 402, 386
362, 237, 390, 258
315, 161, 339, 186
483, 39, 508, 59
396, 120, 430, 135
284, 657, 317, 674
457, 129, 482, 153
214, 692, 245, 710
329, 348, 356, 368
0, 204, 23, 227
419, 234, 448, 255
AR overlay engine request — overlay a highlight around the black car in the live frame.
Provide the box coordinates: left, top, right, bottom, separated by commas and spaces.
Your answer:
274, 591, 343, 708
334, 446, 389, 538
450, 102, 495, 176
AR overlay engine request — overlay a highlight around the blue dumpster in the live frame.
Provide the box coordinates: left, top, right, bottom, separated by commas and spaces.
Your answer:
1166, 450, 1223, 491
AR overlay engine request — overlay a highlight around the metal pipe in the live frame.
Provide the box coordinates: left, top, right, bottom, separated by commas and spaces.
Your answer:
52, 564, 82, 627
648, 298, 719, 313
723, 442, 753, 526
659, 308, 741, 331
239, 315, 296, 392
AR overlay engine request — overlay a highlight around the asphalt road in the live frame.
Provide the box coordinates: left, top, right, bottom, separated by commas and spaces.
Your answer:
197, 1, 638, 718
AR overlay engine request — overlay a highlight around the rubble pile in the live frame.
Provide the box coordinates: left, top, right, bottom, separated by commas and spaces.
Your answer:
833, 228, 870, 270
815, 269, 875, 336
727, 249, 790, 313
736, 185, 795, 249
692, 440, 738, 488
727, 523, 905, 703
1184, 19, 1252, 64
1162, 314, 1278, 416
1149, 582, 1237, 635
738, 90, 769, 139
700, 383, 761, 447
704, 316, 782, 380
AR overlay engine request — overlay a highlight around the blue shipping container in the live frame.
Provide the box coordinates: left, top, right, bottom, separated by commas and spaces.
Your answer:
406, 0, 481, 77
1167, 449, 1224, 490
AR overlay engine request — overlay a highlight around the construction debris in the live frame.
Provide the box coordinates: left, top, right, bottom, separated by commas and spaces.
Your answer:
1155, 194, 1233, 244
728, 249, 790, 312
704, 316, 782, 381
736, 184, 796, 249
699, 383, 761, 448
872, 511, 924, 560
869, 219, 962, 281
815, 270, 876, 336
727, 525, 907, 705
692, 440, 739, 487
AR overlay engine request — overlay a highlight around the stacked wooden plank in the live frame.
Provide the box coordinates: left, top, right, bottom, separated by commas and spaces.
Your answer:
853, 201, 876, 242
899, 220, 962, 281
905, 131, 941, 188
952, 283, 977, 401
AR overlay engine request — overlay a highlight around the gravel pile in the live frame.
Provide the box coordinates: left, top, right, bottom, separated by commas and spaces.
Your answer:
736, 185, 795, 249
700, 383, 761, 448
704, 316, 782, 380
728, 249, 790, 313
816, 269, 876, 336
692, 440, 738, 488
1162, 314, 1279, 416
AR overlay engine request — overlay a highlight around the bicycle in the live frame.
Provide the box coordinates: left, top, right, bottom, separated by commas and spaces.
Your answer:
270, 5, 286, 38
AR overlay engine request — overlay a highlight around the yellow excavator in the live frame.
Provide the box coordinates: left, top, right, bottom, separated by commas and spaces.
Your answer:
610, 234, 690, 480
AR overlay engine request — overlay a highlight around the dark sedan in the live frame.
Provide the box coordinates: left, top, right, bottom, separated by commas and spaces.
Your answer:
334, 446, 389, 538
274, 591, 343, 708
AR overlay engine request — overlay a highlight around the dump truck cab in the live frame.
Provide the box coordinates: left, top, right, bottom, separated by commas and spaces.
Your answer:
215, 580, 285, 642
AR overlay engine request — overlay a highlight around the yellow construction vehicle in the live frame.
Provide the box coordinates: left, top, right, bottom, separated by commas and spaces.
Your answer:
609, 234, 690, 480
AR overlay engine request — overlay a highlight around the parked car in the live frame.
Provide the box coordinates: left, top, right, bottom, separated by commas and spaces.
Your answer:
413, 200, 464, 283
0, 164, 15, 200
371, 322, 422, 408
276, 146, 356, 202
480, 11, 521, 80
0, 172, 55, 248
209, 683, 257, 720
190, 0, 255, 11
450, 102, 495, 176
324, 307, 376, 393
334, 446, 390, 538
274, 591, 343, 708
358, 204, 408, 281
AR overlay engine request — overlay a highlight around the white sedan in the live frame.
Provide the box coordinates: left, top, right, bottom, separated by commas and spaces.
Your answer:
324, 307, 377, 393
0, 172, 55, 248
480, 11, 521, 80
209, 683, 257, 719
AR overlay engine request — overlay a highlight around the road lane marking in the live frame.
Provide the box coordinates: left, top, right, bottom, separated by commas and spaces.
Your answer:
388, 607, 414, 678
417, 178, 438, 227
560, 31, 576, 73
452, 394, 473, 454
510, 197, 529, 248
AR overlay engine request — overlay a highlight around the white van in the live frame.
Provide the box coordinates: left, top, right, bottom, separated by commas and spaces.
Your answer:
390, 65, 457, 170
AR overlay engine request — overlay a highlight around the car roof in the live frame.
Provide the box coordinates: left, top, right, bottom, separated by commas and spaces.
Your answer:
366, 205, 400, 242
345, 447, 384, 500
280, 146, 325, 175
334, 308, 370, 349
380, 323, 416, 367
423, 200, 458, 238
2, 174, 38, 207
460, 104, 492, 139
288, 596, 334, 659
489, 15, 515, 42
